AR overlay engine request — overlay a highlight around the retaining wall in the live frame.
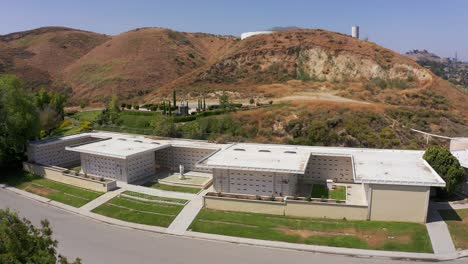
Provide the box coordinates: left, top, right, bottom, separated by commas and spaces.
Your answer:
203, 194, 369, 220
23, 162, 117, 192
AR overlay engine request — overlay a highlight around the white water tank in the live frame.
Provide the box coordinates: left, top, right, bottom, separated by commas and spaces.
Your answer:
240, 31, 274, 40
351, 26, 359, 39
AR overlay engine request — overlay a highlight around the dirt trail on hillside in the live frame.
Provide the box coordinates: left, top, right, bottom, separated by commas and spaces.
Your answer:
277, 92, 371, 105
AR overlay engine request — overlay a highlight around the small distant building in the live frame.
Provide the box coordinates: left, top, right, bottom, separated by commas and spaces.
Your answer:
178, 101, 189, 116
351, 25, 359, 39
240, 31, 274, 40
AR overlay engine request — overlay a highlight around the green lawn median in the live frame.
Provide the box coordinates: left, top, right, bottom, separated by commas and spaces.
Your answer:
144, 182, 201, 194
2, 170, 103, 208
92, 193, 185, 227
439, 208, 468, 250
189, 209, 432, 253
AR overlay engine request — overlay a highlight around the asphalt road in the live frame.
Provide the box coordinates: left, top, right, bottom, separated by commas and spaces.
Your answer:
0, 189, 463, 264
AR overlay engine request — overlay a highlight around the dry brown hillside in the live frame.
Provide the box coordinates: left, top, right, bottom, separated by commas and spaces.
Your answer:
0, 27, 109, 90
62, 28, 237, 102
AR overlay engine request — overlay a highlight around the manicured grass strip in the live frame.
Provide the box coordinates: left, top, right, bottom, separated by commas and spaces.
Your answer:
72, 110, 102, 122
92, 197, 184, 227
311, 184, 346, 201
122, 191, 188, 204
189, 209, 432, 253
3, 170, 103, 208
439, 209, 468, 250
144, 182, 201, 194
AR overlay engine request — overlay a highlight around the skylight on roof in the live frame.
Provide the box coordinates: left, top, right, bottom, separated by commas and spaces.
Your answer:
118, 138, 127, 141
284, 151, 296, 154
233, 148, 246, 151
259, 150, 271, 153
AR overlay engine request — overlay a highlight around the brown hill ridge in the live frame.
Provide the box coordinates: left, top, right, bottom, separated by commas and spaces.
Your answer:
1, 26, 466, 118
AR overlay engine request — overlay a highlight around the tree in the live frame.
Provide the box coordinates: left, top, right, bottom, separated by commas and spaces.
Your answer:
153, 114, 178, 137
424, 146, 466, 195
39, 105, 62, 137
0, 208, 81, 264
173, 90, 177, 108
219, 92, 231, 110
95, 96, 121, 126
249, 98, 255, 105
0, 75, 40, 167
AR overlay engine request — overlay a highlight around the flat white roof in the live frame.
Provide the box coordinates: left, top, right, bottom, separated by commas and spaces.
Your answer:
198, 143, 312, 174
29, 133, 106, 147
33, 130, 445, 187
199, 142, 445, 187
66, 138, 170, 159
452, 150, 468, 168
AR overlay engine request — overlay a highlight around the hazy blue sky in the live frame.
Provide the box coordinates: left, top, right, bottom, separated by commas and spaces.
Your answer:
2, 0, 467, 60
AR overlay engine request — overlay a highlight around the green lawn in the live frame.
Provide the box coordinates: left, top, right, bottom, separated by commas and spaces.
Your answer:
144, 182, 201, 194
92, 195, 185, 227
2, 169, 102, 208
122, 191, 187, 204
439, 209, 468, 250
189, 209, 432, 253
118, 111, 157, 129
311, 184, 346, 201
73, 110, 102, 122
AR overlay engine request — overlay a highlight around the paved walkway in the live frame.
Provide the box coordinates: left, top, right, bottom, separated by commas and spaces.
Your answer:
166, 189, 208, 235
79, 188, 125, 212
426, 206, 456, 254
4, 184, 468, 261
116, 182, 197, 200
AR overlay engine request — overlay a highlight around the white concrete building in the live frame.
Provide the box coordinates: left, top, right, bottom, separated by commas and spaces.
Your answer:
28, 131, 446, 222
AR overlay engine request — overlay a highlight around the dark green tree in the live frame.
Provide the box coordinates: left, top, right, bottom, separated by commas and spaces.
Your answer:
424, 146, 466, 195
0, 75, 40, 167
0, 208, 81, 264
173, 90, 177, 108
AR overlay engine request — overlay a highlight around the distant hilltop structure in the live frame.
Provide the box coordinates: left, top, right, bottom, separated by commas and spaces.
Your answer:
240, 31, 274, 40
351, 25, 359, 39
240, 26, 301, 40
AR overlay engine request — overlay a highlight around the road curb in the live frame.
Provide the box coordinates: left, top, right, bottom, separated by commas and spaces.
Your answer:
2, 186, 466, 262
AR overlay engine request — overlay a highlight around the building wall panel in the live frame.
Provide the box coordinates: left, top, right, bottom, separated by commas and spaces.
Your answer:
300, 155, 353, 183
369, 184, 430, 223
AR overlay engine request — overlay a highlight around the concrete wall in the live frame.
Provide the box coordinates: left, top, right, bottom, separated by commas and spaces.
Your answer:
204, 195, 368, 220
126, 152, 156, 183
81, 152, 155, 183
23, 162, 116, 192
300, 155, 353, 183
28, 135, 97, 167
285, 200, 368, 220
204, 196, 285, 215
369, 184, 430, 223
155, 146, 215, 172
81, 153, 127, 181
212, 169, 297, 196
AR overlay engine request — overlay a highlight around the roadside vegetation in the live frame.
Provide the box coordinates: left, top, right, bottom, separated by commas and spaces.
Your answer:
439, 209, 468, 250
92, 194, 185, 227
1, 169, 102, 207
0, 208, 81, 264
190, 209, 433, 253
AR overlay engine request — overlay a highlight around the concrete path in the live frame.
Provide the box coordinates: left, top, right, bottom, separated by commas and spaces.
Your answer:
79, 188, 125, 212
166, 189, 208, 235
2, 186, 467, 261
6, 190, 463, 264
116, 182, 197, 200
426, 206, 456, 254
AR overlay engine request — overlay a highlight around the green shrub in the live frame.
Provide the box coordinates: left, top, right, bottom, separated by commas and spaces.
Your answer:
423, 146, 466, 195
